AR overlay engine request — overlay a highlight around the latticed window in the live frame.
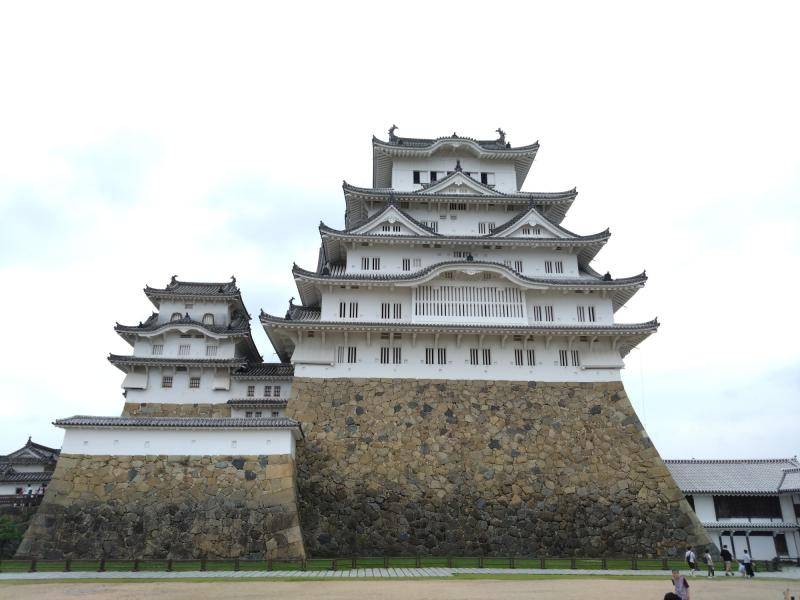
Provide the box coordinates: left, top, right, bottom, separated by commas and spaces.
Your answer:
151, 344, 163, 356
178, 344, 191, 356
189, 376, 200, 389
414, 285, 524, 320
526, 349, 536, 366
274, 385, 281, 396
514, 349, 523, 366
247, 385, 255, 397
559, 350, 569, 367
205, 345, 217, 357
161, 375, 173, 388
202, 313, 214, 325
264, 386, 272, 397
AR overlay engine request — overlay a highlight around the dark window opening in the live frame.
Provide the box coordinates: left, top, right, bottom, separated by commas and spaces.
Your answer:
685, 495, 695, 511
481, 172, 489, 184
430, 171, 437, 182
413, 171, 421, 184
775, 533, 789, 555
713, 495, 782, 519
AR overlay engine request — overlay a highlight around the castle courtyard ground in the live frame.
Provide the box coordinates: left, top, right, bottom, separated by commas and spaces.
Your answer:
1, 578, 798, 600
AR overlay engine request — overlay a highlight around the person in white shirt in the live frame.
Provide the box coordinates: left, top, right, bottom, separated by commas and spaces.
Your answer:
684, 547, 698, 575
740, 549, 754, 578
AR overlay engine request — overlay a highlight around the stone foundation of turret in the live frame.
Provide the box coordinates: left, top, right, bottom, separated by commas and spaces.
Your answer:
288, 377, 710, 557
16, 453, 305, 559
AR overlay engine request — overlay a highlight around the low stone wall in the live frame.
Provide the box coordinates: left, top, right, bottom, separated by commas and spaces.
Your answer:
121, 402, 231, 418
16, 454, 305, 559
289, 378, 710, 557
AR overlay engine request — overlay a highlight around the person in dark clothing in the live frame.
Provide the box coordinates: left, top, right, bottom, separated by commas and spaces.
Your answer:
664, 594, 682, 600
720, 545, 733, 575
741, 549, 755, 578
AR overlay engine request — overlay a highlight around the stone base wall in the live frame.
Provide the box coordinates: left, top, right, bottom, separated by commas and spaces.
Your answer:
288, 378, 710, 557
121, 402, 231, 418
16, 454, 305, 560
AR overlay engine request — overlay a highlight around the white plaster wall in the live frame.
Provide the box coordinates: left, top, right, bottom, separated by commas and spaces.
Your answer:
229, 379, 292, 400
391, 156, 518, 193
779, 494, 796, 522
132, 332, 237, 359
290, 331, 623, 382
748, 535, 777, 560
157, 300, 235, 326
319, 286, 615, 326
230, 408, 285, 418
11, 465, 46, 473
345, 245, 581, 278
61, 427, 296, 457
0, 483, 24, 494
692, 494, 717, 521
124, 367, 232, 403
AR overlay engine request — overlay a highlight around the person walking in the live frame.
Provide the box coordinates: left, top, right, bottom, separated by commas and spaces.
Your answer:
741, 549, 755, 578
685, 546, 698, 575
720, 545, 733, 575
702, 549, 715, 577
671, 569, 691, 600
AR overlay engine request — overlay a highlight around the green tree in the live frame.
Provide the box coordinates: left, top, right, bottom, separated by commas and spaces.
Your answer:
0, 515, 22, 558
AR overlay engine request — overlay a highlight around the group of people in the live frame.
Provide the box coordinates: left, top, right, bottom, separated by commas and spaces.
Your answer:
664, 545, 757, 600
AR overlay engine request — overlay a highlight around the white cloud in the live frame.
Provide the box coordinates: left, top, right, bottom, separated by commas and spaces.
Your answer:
0, 0, 798, 458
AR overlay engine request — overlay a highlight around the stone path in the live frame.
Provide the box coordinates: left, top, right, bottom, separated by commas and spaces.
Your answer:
2, 567, 799, 581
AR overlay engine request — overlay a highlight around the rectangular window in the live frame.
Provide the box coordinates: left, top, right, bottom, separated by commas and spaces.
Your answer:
382, 224, 391, 232
393, 303, 402, 319
247, 385, 255, 397
544, 260, 553, 274
480, 172, 489, 184
478, 222, 496, 234
713, 495, 782, 519
437, 347, 447, 364
469, 348, 479, 365
402, 258, 411, 271
544, 306, 554, 321
430, 171, 438, 182
559, 350, 568, 367
555, 260, 564, 274
393, 347, 402, 364
271, 410, 279, 418
514, 349, 523, 366
425, 347, 434, 364
349, 301, 358, 318
189, 376, 200, 389
526, 349, 536, 366
339, 301, 346, 318
393, 224, 401, 232
372, 257, 380, 270
347, 346, 357, 363
449, 203, 466, 211
413, 170, 421, 184
514, 260, 523, 272
205, 345, 218, 357
264, 385, 272, 397
571, 350, 580, 366
413, 257, 422, 267
577, 306, 586, 322
336, 346, 345, 363
588, 306, 596, 322
178, 344, 190, 356
380, 347, 390, 364
381, 302, 390, 319
532, 305, 542, 321
151, 344, 163, 356
245, 411, 253, 418
482, 348, 492, 365
161, 375, 173, 388
422, 220, 438, 233
361, 257, 369, 270
453, 250, 469, 258
274, 385, 281, 396
254, 411, 262, 418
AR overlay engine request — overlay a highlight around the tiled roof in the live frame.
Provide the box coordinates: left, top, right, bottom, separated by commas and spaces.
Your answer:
374, 131, 538, 152
232, 363, 295, 378
227, 399, 289, 408
780, 468, 800, 492
665, 458, 800, 494
54, 416, 300, 429
0, 466, 52, 483
342, 181, 576, 202
1, 438, 60, 464
285, 303, 321, 321
115, 313, 251, 336
108, 355, 248, 369
146, 276, 240, 297
701, 522, 799, 530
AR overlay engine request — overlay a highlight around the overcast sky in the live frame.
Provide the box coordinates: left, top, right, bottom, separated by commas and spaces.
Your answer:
1, 1, 798, 459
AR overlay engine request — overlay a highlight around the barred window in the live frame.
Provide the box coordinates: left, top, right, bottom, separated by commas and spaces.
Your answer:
274, 385, 281, 396
532, 305, 542, 321
393, 347, 402, 364
478, 222, 496, 234
189, 376, 200, 389
422, 221, 438, 233
469, 348, 479, 365
393, 303, 402, 319
544, 306, 554, 321
413, 258, 422, 267
544, 261, 553, 274
588, 306, 596, 322
526, 349, 536, 366
361, 257, 369, 270
381, 302, 390, 319
178, 344, 191, 356
402, 258, 411, 271
337, 346, 345, 363
246, 411, 253, 418
349, 302, 358, 318
206, 345, 217, 357
555, 260, 564, 274
347, 346, 357, 363
264, 385, 272, 397
514, 349, 523, 366
482, 348, 492, 365
425, 347, 434, 364
271, 411, 279, 417
571, 350, 581, 367
514, 260, 523, 272
559, 350, 568, 367
372, 257, 380, 270
339, 301, 346, 318
254, 411, 262, 417
577, 306, 586, 322
161, 375, 173, 388
380, 347, 390, 364
247, 385, 255, 397
151, 344, 163, 356
382, 224, 391, 232
449, 203, 466, 211
437, 347, 447, 364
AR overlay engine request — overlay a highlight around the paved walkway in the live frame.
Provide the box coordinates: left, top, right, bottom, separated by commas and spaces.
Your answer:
2, 567, 799, 581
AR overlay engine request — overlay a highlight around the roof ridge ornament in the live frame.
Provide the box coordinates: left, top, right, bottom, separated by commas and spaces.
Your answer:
388, 124, 398, 142
496, 128, 506, 145
455, 159, 463, 172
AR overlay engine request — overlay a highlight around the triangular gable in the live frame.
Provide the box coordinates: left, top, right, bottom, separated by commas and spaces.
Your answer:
491, 207, 573, 240
6, 447, 49, 462
418, 171, 498, 196
350, 205, 436, 237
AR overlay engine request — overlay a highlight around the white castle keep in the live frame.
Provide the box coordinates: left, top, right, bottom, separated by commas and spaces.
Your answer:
261, 127, 656, 382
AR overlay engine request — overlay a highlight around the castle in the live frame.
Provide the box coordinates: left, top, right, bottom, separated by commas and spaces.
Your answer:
18, 127, 710, 559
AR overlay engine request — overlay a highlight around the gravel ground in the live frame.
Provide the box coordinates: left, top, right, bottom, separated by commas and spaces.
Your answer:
0, 578, 796, 600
